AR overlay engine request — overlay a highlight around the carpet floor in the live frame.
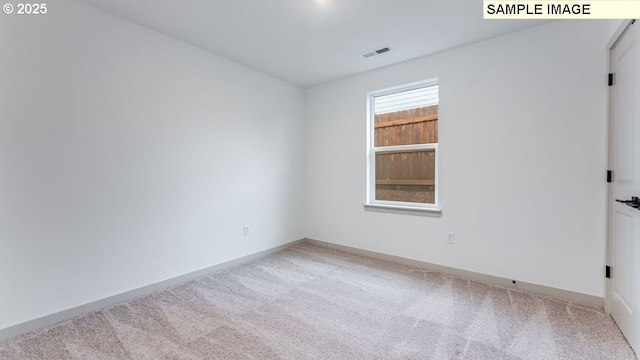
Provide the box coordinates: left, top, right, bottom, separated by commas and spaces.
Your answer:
0, 243, 636, 360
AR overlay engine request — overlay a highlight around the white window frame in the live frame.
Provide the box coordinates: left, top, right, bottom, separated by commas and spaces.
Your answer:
365, 78, 441, 214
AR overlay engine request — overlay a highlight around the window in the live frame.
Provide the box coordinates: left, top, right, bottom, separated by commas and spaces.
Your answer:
366, 79, 439, 211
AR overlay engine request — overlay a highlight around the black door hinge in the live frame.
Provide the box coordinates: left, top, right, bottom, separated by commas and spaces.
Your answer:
609, 73, 614, 86
607, 170, 613, 183
606, 265, 611, 279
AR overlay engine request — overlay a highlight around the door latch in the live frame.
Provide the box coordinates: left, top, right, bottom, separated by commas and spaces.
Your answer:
615, 196, 640, 209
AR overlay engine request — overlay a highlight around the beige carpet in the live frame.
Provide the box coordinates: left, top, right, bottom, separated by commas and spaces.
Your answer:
0, 243, 636, 360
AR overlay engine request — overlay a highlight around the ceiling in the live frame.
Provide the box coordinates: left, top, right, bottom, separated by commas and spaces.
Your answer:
76, 0, 550, 88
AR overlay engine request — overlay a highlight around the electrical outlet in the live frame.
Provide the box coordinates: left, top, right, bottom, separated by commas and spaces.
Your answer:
446, 232, 455, 245
243, 225, 250, 236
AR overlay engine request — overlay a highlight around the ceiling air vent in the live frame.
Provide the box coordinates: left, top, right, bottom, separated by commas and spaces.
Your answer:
363, 46, 391, 58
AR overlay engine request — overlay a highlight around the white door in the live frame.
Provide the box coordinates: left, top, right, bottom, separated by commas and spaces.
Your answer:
608, 20, 639, 354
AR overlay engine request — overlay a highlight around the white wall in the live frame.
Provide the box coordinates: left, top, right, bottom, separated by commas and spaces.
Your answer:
0, 0, 304, 330
305, 20, 608, 297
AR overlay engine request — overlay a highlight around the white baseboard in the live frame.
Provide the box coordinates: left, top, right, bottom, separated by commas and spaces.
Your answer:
304, 238, 604, 308
1, 237, 603, 342
0, 239, 305, 342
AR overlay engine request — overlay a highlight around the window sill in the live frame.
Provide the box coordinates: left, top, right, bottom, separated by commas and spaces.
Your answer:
363, 203, 442, 216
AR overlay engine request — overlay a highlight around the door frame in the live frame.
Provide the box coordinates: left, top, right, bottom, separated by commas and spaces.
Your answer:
606, 19, 636, 315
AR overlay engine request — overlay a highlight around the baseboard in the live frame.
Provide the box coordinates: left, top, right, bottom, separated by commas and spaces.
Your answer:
304, 238, 604, 308
2, 237, 603, 342
0, 239, 305, 342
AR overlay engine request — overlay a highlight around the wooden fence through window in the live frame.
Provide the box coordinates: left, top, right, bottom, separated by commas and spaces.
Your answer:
374, 105, 438, 204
